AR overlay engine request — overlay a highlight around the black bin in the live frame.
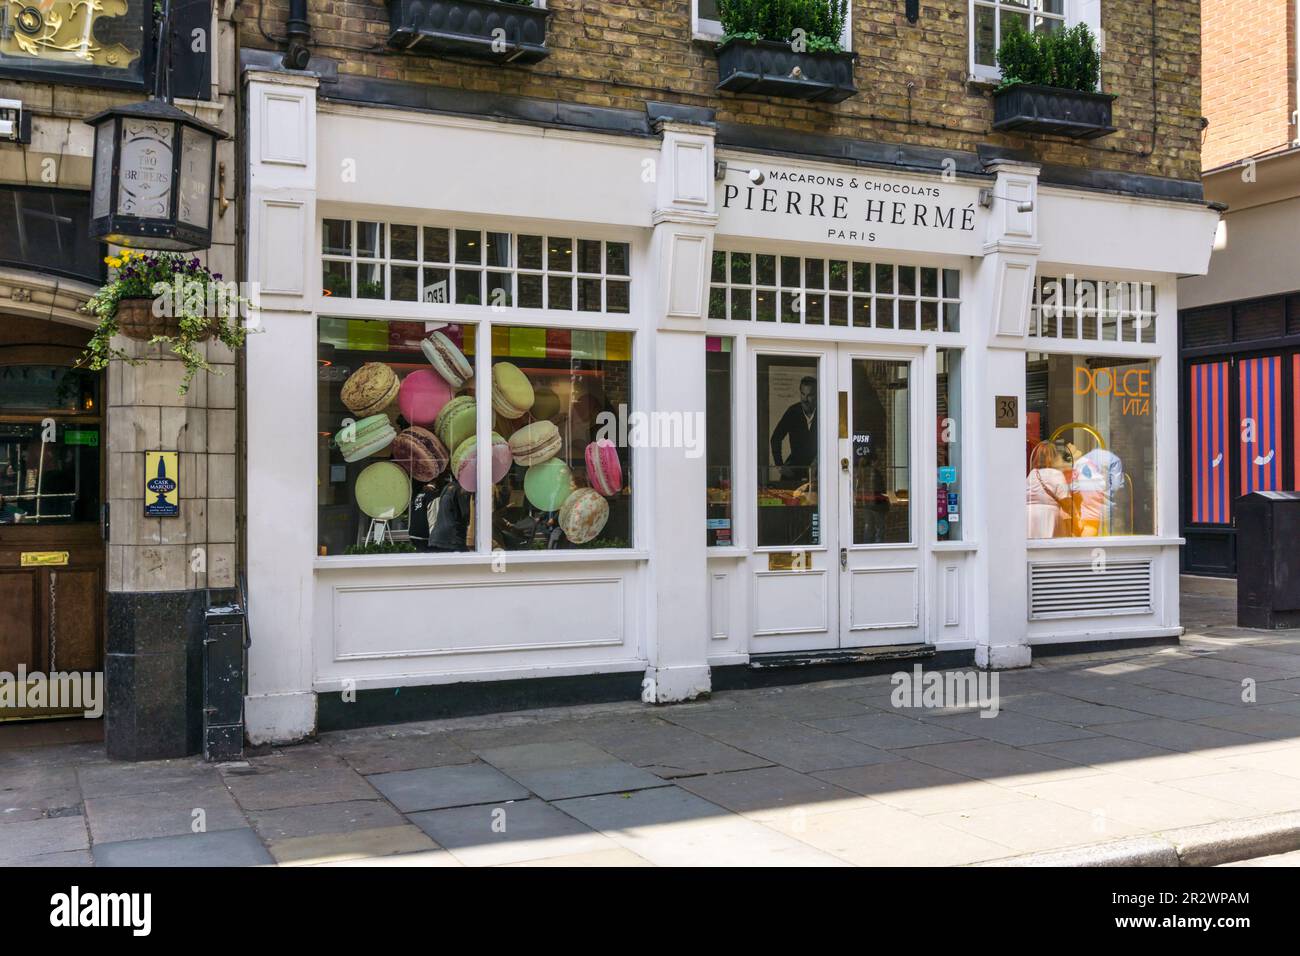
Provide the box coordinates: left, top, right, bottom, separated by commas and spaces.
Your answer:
203, 588, 248, 761
1235, 491, 1300, 629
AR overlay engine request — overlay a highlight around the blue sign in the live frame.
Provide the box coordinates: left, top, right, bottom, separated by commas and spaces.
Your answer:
938, 466, 957, 485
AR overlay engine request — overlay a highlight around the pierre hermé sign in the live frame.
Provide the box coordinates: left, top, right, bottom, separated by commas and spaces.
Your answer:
716, 161, 986, 258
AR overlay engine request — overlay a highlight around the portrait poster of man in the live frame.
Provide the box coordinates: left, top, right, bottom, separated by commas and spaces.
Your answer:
766, 365, 818, 485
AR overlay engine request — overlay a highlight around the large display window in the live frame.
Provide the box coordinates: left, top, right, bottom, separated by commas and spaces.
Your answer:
1025, 353, 1156, 538
316, 318, 633, 555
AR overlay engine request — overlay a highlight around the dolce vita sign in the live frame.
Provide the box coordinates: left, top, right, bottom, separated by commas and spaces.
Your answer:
716, 161, 986, 257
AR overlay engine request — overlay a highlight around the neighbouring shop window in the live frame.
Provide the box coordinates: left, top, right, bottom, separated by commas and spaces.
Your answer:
757, 354, 820, 547
851, 358, 911, 544
1187, 360, 1231, 525
1031, 275, 1156, 345
970, 0, 1067, 79
1026, 353, 1156, 538
321, 220, 630, 313
0, 421, 101, 524
706, 336, 733, 546
490, 327, 633, 550
710, 250, 959, 333
937, 348, 962, 541
0, 187, 106, 283
317, 318, 479, 555
0, 0, 149, 87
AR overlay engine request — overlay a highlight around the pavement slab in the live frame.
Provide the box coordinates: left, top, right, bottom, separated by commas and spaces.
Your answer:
84, 784, 247, 843
919, 710, 1100, 747
408, 797, 618, 866
674, 765, 865, 823
220, 765, 380, 811
812, 759, 1030, 815
246, 799, 406, 841
367, 763, 530, 813
474, 740, 673, 801
268, 824, 439, 865
324, 732, 477, 775
572, 715, 773, 778
660, 712, 901, 773
901, 738, 1102, 787
0, 815, 89, 864
928, 797, 1142, 854
93, 828, 273, 867
801, 710, 977, 749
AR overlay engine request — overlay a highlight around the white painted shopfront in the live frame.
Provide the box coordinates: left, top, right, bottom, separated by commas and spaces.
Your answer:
240, 67, 1218, 744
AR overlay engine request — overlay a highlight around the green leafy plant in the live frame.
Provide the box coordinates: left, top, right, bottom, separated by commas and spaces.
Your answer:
344, 540, 418, 555
80, 250, 249, 395
717, 0, 849, 54
995, 21, 1101, 93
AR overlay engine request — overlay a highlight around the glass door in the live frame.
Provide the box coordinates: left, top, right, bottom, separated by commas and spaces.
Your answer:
837, 349, 923, 647
748, 346, 838, 652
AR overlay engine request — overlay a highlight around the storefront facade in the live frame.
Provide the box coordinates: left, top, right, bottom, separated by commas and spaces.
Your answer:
241, 63, 1218, 744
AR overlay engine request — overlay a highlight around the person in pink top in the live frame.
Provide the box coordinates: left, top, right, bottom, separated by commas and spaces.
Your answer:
1026, 440, 1074, 538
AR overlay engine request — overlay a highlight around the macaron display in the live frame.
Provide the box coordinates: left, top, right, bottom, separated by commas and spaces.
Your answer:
524, 458, 575, 512
559, 487, 609, 545
340, 363, 401, 421
508, 420, 562, 467
354, 461, 411, 519
398, 369, 454, 428
585, 438, 623, 496
334, 414, 396, 463
530, 386, 561, 422
391, 426, 448, 483
450, 432, 511, 493
434, 395, 477, 453
422, 330, 473, 389
491, 362, 535, 419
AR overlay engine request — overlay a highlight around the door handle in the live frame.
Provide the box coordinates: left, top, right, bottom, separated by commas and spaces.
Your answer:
840, 547, 847, 570
841, 457, 849, 473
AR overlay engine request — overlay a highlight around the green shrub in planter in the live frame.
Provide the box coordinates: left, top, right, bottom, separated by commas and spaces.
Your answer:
996, 21, 1101, 93
718, 0, 849, 53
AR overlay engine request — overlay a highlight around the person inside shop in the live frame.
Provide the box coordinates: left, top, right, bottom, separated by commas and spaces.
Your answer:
770, 375, 818, 485
425, 473, 473, 552
1026, 439, 1075, 538
1068, 441, 1124, 536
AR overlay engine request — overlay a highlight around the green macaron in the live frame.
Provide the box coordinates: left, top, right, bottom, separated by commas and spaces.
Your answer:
335, 414, 396, 462
354, 461, 411, 520
523, 458, 575, 512
434, 395, 476, 454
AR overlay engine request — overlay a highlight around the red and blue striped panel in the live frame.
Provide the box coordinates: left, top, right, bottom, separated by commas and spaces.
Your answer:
1294, 354, 1300, 491
1190, 361, 1231, 524
1239, 355, 1283, 496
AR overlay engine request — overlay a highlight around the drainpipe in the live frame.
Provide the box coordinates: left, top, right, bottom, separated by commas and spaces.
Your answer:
283, 0, 311, 70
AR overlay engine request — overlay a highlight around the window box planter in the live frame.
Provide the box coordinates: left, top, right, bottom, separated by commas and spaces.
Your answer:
386, 0, 551, 64
992, 83, 1116, 139
714, 38, 857, 104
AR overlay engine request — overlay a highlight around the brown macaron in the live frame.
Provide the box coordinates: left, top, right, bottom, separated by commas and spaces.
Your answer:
391, 426, 448, 483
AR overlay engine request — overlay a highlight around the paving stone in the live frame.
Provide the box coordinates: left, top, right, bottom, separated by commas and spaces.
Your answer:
728, 688, 879, 720
501, 847, 652, 867
1025, 736, 1229, 782
1166, 769, 1300, 813
0, 785, 82, 822
1, 765, 79, 792
553, 786, 845, 867
920, 710, 1099, 747
1099, 718, 1270, 754
1162, 656, 1300, 683
77, 758, 222, 798
6, 850, 93, 867
1011, 773, 1257, 829
1196, 709, 1300, 740
661, 712, 900, 773
928, 797, 1142, 854
763, 800, 1015, 866
222, 767, 379, 811
997, 692, 1151, 726
243, 747, 348, 772
475, 740, 670, 800
813, 759, 1030, 815
574, 716, 772, 778
247, 799, 406, 841
367, 763, 529, 813
325, 733, 476, 775
0, 816, 88, 863
1122, 671, 1300, 706
309, 848, 461, 867
409, 798, 617, 866
675, 766, 863, 823
1215, 744, 1300, 779
902, 739, 1101, 787
85, 784, 247, 844
268, 824, 439, 865
802, 711, 977, 749
93, 828, 273, 867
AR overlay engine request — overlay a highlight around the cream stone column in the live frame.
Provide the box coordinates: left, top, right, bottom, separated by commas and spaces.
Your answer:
969, 159, 1040, 670
643, 119, 718, 702
241, 67, 320, 743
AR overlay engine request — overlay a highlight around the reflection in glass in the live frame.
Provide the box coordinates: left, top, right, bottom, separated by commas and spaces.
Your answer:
706, 339, 733, 546
757, 354, 819, 548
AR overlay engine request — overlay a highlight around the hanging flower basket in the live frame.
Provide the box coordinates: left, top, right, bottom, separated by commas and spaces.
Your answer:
80, 250, 249, 394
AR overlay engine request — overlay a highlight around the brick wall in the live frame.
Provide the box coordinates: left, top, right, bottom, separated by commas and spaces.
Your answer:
241, 0, 1204, 184
1201, 0, 1295, 170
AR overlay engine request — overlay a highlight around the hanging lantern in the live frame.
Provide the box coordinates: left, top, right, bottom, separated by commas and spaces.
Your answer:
85, 100, 228, 252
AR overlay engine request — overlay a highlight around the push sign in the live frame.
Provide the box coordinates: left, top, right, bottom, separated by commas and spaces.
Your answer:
144, 451, 180, 517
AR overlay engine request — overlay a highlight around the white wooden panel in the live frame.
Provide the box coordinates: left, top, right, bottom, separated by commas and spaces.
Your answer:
847, 566, 919, 630
262, 91, 310, 166
754, 569, 828, 635
710, 571, 729, 641
333, 576, 625, 660
258, 200, 306, 294
943, 564, 960, 627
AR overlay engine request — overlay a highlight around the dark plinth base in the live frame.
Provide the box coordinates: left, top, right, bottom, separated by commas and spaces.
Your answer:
1238, 604, 1300, 630
105, 590, 206, 761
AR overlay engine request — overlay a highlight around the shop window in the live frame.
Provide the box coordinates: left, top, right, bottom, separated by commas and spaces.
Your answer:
316, 318, 479, 555
706, 336, 733, 546
1026, 353, 1155, 538
850, 358, 911, 544
710, 250, 959, 333
0, 0, 150, 88
692, 0, 852, 48
937, 349, 963, 541
970, 0, 1079, 83
756, 354, 821, 548
0, 187, 106, 284
1031, 275, 1155, 345
490, 327, 633, 550
321, 220, 630, 314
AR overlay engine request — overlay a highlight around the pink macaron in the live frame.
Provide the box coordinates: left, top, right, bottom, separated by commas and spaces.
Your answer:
585, 438, 623, 496
398, 369, 454, 428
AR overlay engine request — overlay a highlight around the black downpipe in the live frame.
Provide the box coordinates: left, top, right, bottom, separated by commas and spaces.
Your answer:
283, 0, 312, 70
